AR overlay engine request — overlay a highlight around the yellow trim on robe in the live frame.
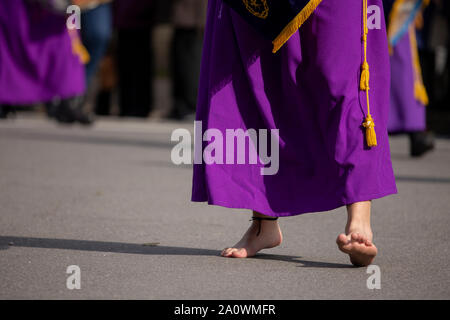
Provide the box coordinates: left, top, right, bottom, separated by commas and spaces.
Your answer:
272, 0, 323, 53
409, 25, 429, 106
68, 29, 90, 65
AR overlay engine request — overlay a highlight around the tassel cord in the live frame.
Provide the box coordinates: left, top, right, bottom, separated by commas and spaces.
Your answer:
361, 0, 377, 147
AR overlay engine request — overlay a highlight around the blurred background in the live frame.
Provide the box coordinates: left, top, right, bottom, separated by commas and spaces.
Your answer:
0, 0, 207, 123
0, 0, 448, 137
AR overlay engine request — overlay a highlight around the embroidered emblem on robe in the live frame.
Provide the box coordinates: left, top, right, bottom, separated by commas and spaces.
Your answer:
242, 0, 269, 19
223, 0, 323, 53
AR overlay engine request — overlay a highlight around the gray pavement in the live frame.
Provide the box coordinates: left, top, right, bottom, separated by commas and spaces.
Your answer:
0, 115, 449, 299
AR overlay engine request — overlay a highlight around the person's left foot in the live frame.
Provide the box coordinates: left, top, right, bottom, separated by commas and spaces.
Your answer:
221, 217, 282, 258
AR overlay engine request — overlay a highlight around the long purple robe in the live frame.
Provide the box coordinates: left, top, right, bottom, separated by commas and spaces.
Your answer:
388, 30, 426, 133
192, 0, 397, 217
0, 0, 85, 105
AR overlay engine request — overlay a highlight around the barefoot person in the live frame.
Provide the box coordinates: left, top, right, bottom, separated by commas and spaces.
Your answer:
192, 0, 397, 267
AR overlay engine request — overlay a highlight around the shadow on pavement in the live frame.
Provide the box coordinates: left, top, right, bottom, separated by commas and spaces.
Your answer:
0, 130, 172, 150
253, 254, 353, 269
0, 236, 352, 269
395, 175, 450, 184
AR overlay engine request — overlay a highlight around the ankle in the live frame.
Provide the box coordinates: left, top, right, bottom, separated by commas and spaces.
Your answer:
252, 211, 276, 219
347, 215, 371, 228
346, 201, 371, 232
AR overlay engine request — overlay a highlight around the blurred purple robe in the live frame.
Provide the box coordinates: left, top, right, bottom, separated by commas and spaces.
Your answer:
192, 0, 397, 217
0, 0, 85, 105
388, 30, 426, 133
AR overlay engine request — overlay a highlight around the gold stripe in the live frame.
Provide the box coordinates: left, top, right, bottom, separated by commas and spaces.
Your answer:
271, 0, 323, 53
409, 26, 429, 105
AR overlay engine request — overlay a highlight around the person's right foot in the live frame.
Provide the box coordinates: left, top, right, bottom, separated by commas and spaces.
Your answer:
336, 230, 377, 267
337, 201, 377, 267
221, 216, 282, 258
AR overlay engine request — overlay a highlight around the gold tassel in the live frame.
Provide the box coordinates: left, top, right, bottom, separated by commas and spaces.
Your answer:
363, 114, 377, 147
272, 0, 323, 53
360, 61, 370, 91
361, 0, 377, 147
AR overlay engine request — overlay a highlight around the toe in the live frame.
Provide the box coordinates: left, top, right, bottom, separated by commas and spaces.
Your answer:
354, 233, 365, 243
222, 248, 235, 257
336, 233, 348, 246
337, 234, 353, 254
351, 233, 360, 241
359, 233, 369, 242
231, 248, 248, 258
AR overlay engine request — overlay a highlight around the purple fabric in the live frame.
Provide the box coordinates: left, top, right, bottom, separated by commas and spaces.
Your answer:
192, 0, 397, 217
388, 30, 426, 133
0, 0, 85, 105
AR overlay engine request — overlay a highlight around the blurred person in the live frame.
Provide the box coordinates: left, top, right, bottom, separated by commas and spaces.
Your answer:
93, 46, 118, 116
168, 0, 207, 120
423, 0, 449, 114
384, 0, 435, 156
78, 0, 113, 86
114, 0, 156, 118
192, 0, 397, 267
445, 1, 450, 108
0, 0, 91, 124
74, 0, 113, 119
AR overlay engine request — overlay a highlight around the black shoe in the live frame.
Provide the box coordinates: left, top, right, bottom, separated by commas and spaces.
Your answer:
0, 105, 9, 119
167, 108, 196, 121
166, 110, 183, 121
410, 131, 435, 157
0, 105, 16, 119
73, 108, 95, 126
53, 100, 76, 124
53, 96, 95, 126
45, 102, 58, 119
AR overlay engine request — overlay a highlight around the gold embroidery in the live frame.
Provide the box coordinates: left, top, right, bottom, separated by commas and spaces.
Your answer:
242, 0, 269, 19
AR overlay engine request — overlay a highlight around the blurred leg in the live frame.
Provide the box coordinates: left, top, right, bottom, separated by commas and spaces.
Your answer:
81, 4, 113, 85
170, 28, 203, 120
117, 28, 153, 118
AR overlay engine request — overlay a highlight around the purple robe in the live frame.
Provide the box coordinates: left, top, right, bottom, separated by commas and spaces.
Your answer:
388, 30, 426, 133
0, 0, 85, 105
192, 0, 397, 217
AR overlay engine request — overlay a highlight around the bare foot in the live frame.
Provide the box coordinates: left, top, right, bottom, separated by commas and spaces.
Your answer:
336, 231, 377, 267
337, 201, 377, 267
221, 214, 282, 258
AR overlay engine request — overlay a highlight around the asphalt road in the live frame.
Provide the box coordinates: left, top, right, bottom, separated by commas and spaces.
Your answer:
0, 115, 449, 299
